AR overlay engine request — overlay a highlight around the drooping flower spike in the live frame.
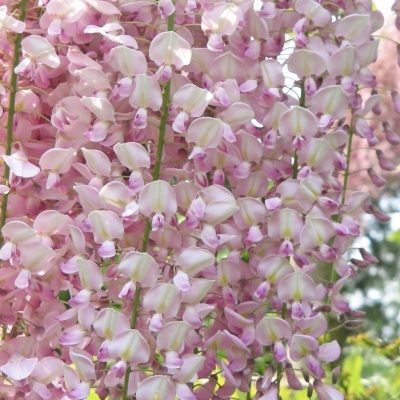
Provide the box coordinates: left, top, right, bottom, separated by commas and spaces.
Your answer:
0, 0, 395, 399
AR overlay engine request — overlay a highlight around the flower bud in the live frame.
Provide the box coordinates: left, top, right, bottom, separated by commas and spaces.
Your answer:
392, 90, 400, 114
376, 149, 396, 171
307, 383, 313, 398
332, 367, 341, 385
383, 122, 400, 145
367, 168, 386, 187
345, 320, 364, 328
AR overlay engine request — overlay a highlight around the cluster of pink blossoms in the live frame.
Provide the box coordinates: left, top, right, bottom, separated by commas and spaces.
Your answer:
0, 0, 398, 398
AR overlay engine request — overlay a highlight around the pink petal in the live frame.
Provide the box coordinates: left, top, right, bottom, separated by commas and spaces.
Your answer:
109, 329, 150, 364
70, 352, 95, 381
157, 321, 191, 353
138, 181, 177, 217
186, 117, 224, 149
164, 350, 183, 369
143, 283, 181, 316
68, 289, 92, 309
98, 240, 116, 258
183, 305, 201, 329
136, 376, 176, 400
110, 46, 147, 77
176, 383, 196, 400
310, 86, 349, 120
81, 148, 111, 177
15, 269, 31, 290
32, 381, 52, 399
295, 313, 328, 338
0, 353, 38, 381
313, 379, 344, 400
255, 317, 292, 346
273, 341, 287, 362
149, 31, 192, 69
33, 210, 72, 236
113, 141, 150, 170
300, 217, 336, 252
176, 247, 215, 277
318, 340, 341, 363
336, 14, 370, 42
119, 281, 136, 300
76, 259, 103, 291
172, 84, 212, 117
88, 210, 124, 243
290, 334, 319, 361
2, 151, 40, 178
130, 74, 162, 111
268, 208, 303, 242
68, 382, 91, 400
260, 59, 284, 88
76, 67, 112, 91
149, 313, 163, 332
295, 0, 331, 26
287, 49, 327, 77
277, 271, 316, 302
118, 251, 159, 287
21, 35, 60, 67
257, 254, 294, 284
99, 181, 135, 211
80, 96, 116, 122
93, 308, 130, 340
0, 185, 10, 194
86, 0, 121, 14
173, 270, 191, 292
278, 106, 318, 140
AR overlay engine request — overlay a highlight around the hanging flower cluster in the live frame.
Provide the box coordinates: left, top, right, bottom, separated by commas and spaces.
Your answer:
0, 0, 398, 399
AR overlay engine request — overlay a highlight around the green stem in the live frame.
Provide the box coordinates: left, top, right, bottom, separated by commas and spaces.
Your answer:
0, 0, 29, 248
292, 154, 298, 179
281, 303, 287, 320
341, 124, 354, 207
121, 12, 175, 400
292, 81, 305, 180
328, 123, 353, 285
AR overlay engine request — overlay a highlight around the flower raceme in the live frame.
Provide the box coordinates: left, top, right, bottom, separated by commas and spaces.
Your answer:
0, 0, 396, 399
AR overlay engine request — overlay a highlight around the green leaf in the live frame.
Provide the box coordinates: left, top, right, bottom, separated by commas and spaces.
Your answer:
341, 352, 364, 395
387, 229, 400, 243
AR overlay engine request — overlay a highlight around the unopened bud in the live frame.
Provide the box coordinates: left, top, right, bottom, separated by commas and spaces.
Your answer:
391, 90, 400, 114
351, 310, 366, 318
367, 204, 391, 222
397, 44, 400, 68
252, 392, 263, 400
371, 89, 382, 115
376, 149, 396, 171
301, 368, 310, 383
256, 377, 263, 392
383, 122, 400, 145
367, 168, 386, 188
345, 320, 364, 328
332, 366, 341, 385
320, 304, 332, 313
307, 383, 313, 398
261, 365, 274, 391
359, 248, 379, 263
367, 135, 378, 147
337, 313, 346, 323
351, 258, 370, 269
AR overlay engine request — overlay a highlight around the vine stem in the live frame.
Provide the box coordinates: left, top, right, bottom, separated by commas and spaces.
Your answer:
291, 81, 305, 180
121, 11, 175, 400
328, 122, 353, 287
0, 0, 29, 248
341, 123, 354, 207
